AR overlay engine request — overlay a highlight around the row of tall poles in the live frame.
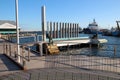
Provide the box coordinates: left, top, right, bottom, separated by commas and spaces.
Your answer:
47, 22, 80, 39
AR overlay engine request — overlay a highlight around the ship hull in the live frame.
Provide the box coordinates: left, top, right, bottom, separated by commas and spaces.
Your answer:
111, 31, 120, 36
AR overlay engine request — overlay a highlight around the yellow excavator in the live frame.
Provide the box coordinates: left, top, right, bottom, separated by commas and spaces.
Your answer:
43, 34, 59, 55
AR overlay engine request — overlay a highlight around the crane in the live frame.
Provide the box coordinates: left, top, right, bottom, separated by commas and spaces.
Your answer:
116, 21, 120, 30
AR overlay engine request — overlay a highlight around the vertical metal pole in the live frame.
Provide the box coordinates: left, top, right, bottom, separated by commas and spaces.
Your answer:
42, 6, 46, 41
70, 23, 72, 38
77, 24, 79, 37
60, 22, 62, 38
73, 23, 75, 37
9, 44, 11, 56
21, 46, 24, 63
15, 0, 20, 63
75, 24, 78, 37
65, 23, 67, 38
3, 43, 5, 54
75, 23, 77, 37
6, 44, 8, 55
28, 47, 30, 61
68, 23, 70, 38
76, 24, 77, 37
53, 22, 56, 38
50, 22, 53, 39
56, 22, 59, 38
74, 24, 76, 37
47, 22, 50, 38
62, 23, 65, 38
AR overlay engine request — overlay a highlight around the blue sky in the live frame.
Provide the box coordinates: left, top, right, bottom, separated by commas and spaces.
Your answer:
0, 0, 120, 31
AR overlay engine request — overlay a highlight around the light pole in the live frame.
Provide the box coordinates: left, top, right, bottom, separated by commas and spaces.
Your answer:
15, 0, 20, 63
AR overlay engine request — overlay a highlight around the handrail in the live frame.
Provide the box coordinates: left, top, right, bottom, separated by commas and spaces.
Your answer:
3, 42, 31, 67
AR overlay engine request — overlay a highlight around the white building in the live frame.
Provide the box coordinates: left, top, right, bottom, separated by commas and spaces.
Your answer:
0, 20, 17, 34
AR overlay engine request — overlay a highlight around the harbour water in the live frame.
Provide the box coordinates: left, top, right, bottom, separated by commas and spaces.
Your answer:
10, 31, 120, 58
67, 33, 120, 58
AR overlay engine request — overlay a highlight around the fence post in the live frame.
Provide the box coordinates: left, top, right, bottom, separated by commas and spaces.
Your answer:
22, 46, 26, 67
14, 46, 17, 59
3, 43, 5, 54
29, 73, 32, 80
9, 43, 11, 56
6, 44, 8, 55
23, 60, 26, 67
64, 72, 65, 80
47, 72, 49, 80
21, 46, 24, 62
114, 45, 116, 58
72, 73, 74, 80
37, 72, 40, 80
28, 47, 30, 61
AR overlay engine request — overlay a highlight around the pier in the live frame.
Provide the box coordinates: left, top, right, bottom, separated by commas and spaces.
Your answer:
0, 5, 120, 80
0, 39, 120, 79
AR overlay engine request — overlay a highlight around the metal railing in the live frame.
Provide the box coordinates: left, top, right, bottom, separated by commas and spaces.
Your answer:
0, 68, 119, 80
1, 43, 120, 79
3, 42, 31, 67
1, 34, 43, 43
40, 43, 120, 73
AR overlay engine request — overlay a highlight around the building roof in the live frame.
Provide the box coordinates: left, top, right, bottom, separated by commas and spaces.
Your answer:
0, 20, 17, 29
0, 23, 16, 29
0, 20, 16, 26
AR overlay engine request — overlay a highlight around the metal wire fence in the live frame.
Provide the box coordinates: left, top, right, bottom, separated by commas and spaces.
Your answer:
1, 42, 120, 80
0, 68, 120, 80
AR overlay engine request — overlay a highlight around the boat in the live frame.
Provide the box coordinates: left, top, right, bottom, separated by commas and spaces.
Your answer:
83, 19, 102, 34
111, 21, 120, 36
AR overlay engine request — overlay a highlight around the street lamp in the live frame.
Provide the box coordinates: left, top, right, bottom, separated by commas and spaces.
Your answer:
15, 0, 20, 63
